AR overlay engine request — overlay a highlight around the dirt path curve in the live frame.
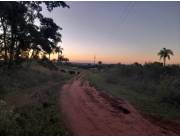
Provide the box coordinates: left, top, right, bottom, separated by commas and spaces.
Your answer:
59, 78, 176, 135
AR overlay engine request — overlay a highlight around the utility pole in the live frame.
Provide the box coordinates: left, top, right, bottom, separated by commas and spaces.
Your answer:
94, 55, 96, 64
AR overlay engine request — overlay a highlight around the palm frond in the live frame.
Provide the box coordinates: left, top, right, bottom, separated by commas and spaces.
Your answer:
167, 49, 174, 55
167, 55, 171, 60
158, 48, 174, 59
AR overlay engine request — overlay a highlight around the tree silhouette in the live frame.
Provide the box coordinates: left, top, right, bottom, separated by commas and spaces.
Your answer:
55, 46, 63, 60
158, 48, 174, 66
58, 54, 69, 63
0, 1, 69, 68
98, 61, 102, 65
64, 57, 69, 63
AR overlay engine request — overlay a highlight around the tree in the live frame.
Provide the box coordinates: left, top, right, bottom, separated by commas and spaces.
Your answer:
58, 54, 69, 63
98, 61, 102, 65
158, 48, 174, 66
55, 46, 63, 60
64, 57, 69, 63
0, 1, 69, 68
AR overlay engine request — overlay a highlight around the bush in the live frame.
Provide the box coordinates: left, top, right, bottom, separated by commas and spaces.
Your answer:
143, 62, 164, 80
38, 59, 58, 70
0, 64, 71, 135
0, 100, 21, 135
105, 72, 119, 84
158, 78, 180, 105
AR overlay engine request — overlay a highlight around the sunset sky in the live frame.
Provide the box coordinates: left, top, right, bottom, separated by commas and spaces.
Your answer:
43, 1, 180, 64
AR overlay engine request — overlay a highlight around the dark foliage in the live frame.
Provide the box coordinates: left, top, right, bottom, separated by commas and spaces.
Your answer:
102, 62, 180, 106
0, 1, 69, 68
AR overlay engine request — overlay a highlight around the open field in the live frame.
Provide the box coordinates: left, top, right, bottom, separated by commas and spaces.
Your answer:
85, 63, 180, 121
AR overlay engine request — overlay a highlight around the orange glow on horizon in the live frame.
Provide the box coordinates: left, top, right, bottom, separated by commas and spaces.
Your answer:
51, 52, 180, 65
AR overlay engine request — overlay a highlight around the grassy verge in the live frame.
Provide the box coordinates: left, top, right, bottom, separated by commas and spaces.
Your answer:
0, 62, 72, 135
85, 66, 180, 121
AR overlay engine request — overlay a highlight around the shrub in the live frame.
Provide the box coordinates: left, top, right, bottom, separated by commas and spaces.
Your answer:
158, 78, 180, 105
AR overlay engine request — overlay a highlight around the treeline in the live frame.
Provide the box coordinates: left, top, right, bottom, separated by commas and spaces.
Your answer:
0, 1, 69, 68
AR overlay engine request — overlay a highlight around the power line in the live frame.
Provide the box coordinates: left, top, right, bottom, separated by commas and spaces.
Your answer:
122, 2, 136, 24
119, 2, 136, 25
119, 2, 132, 22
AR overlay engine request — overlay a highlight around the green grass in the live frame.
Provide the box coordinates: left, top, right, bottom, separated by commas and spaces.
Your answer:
86, 68, 180, 120
0, 62, 72, 135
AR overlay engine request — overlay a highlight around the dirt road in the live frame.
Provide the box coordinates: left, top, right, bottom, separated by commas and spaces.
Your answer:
59, 78, 178, 135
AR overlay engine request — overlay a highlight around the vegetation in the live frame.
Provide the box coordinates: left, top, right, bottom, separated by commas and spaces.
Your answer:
0, 62, 71, 135
0, 2, 73, 135
0, 1, 69, 68
0, 1, 179, 135
158, 48, 174, 66
98, 61, 102, 65
55, 46, 63, 60
58, 55, 69, 63
86, 62, 180, 120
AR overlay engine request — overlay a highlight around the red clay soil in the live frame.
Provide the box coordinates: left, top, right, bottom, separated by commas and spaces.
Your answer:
59, 78, 179, 136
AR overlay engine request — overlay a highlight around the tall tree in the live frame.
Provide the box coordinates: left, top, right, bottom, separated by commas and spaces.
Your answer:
39, 17, 62, 60
158, 48, 174, 66
0, 1, 69, 68
55, 46, 63, 60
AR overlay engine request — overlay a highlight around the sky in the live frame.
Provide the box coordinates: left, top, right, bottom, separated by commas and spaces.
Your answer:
42, 1, 180, 64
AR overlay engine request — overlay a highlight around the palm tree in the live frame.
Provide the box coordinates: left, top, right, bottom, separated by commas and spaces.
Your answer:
55, 46, 63, 60
158, 48, 174, 66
